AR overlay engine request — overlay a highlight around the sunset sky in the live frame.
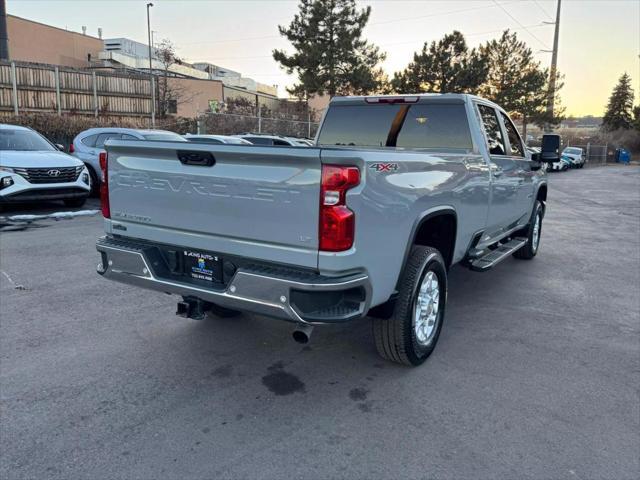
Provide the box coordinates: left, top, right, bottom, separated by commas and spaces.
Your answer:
7, 0, 640, 116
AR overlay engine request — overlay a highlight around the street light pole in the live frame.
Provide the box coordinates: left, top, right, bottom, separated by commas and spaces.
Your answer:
146, 2, 156, 128
0, 0, 10, 61
545, 0, 561, 132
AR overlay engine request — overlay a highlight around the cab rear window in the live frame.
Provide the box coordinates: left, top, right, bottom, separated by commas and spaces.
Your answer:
317, 103, 472, 150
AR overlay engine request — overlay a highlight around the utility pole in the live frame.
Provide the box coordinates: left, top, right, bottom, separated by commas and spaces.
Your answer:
545, 0, 561, 132
146, 2, 156, 128
0, 0, 10, 61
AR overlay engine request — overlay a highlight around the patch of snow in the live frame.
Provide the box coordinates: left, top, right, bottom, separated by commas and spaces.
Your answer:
4, 210, 100, 222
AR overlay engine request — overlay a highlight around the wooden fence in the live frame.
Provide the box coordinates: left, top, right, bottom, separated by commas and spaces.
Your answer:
0, 61, 152, 120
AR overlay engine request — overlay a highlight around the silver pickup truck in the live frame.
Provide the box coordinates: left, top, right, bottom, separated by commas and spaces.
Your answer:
96, 94, 556, 366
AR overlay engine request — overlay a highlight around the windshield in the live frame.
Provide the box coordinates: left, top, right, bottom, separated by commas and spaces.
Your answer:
317, 103, 472, 150
0, 129, 56, 151
564, 147, 581, 154
141, 132, 187, 142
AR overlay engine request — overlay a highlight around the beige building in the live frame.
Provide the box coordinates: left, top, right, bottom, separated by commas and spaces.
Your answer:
4, 14, 312, 124
308, 94, 330, 117
168, 77, 224, 118
7, 15, 103, 68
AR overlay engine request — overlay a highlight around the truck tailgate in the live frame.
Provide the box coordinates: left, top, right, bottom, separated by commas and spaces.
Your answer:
105, 141, 321, 268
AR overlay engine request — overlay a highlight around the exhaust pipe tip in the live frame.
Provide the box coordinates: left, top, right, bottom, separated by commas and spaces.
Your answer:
292, 324, 313, 344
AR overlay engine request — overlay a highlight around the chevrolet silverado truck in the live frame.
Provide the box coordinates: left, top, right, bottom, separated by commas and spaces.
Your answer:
95, 94, 555, 366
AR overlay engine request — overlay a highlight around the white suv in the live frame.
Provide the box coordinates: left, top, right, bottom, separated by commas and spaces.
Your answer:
562, 147, 585, 168
0, 125, 90, 209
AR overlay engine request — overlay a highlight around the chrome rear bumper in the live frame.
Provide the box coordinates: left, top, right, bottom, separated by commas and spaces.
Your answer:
96, 236, 371, 324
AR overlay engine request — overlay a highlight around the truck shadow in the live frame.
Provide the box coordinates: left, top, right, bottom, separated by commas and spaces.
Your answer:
125, 263, 508, 405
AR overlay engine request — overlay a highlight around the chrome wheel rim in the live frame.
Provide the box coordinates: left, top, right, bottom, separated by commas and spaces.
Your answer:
532, 212, 541, 252
414, 271, 440, 346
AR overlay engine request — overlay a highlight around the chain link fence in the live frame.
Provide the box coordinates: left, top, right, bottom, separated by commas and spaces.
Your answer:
566, 143, 608, 166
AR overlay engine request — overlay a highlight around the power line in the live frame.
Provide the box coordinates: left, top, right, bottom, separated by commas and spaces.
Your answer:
181, 1, 519, 46
182, 33, 279, 46
368, 1, 517, 27
183, 23, 550, 63
532, 0, 554, 20
492, 0, 550, 49
378, 23, 548, 48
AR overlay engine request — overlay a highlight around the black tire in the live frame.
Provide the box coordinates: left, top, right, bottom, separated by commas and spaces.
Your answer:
206, 303, 242, 319
63, 197, 87, 208
373, 246, 447, 366
513, 200, 543, 260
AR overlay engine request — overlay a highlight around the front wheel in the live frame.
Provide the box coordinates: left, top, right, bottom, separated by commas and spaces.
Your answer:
87, 165, 100, 196
373, 246, 447, 366
514, 200, 543, 260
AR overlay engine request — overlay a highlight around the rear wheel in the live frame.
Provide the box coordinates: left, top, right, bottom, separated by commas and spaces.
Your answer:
63, 197, 87, 208
373, 246, 447, 366
514, 200, 543, 260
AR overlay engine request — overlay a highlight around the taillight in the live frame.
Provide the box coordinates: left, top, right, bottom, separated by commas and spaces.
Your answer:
319, 165, 360, 251
68, 143, 75, 154
99, 151, 110, 218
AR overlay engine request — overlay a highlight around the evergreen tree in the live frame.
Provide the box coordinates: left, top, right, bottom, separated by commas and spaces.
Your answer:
390, 31, 488, 94
273, 0, 386, 98
633, 105, 640, 131
479, 31, 565, 136
479, 30, 551, 137
529, 69, 565, 131
602, 73, 635, 131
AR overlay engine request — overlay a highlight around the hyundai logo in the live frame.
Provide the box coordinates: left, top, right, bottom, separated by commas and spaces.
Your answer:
47, 169, 61, 177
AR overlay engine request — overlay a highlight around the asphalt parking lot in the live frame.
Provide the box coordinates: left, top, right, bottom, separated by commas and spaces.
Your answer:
1, 165, 638, 480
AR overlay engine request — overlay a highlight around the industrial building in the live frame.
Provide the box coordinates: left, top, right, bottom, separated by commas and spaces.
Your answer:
1, 14, 294, 119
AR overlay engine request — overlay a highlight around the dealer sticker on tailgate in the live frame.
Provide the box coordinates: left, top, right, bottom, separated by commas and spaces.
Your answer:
183, 250, 222, 283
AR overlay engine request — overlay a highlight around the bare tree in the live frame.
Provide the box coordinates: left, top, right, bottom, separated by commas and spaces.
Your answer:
154, 39, 191, 118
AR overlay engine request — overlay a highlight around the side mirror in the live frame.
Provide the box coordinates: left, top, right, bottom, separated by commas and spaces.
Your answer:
540, 134, 561, 163
55, 143, 65, 151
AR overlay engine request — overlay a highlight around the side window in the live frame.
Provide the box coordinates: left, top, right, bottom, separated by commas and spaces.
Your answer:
500, 112, 525, 157
477, 104, 506, 156
121, 134, 138, 141
245, 137, 272, 145
95, 133, 119, 148
187, 137, 222, 144
81, 134, 99, 147
273, 139, 291, 146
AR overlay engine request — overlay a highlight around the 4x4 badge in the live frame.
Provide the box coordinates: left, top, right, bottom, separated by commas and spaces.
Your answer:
369, 163, 399, 173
